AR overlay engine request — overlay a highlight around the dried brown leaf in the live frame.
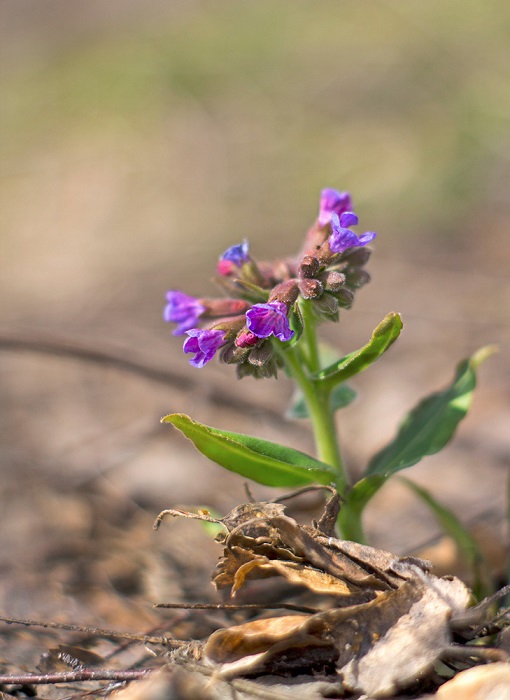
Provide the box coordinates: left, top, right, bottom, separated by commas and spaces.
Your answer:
160, 496, 507, 697
435, 663, 510, 700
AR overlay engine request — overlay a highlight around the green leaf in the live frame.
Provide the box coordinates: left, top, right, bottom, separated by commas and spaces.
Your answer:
366, 346, 496, 477
338, 346, 496, 543
312, 312, 403, 389
399, 477, 490, 599
287, 383, 357, 419
162, 413, 336, 487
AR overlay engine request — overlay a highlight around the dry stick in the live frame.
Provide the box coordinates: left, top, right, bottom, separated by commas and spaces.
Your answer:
0, 334, 291, 426
0, 663, 309, 698
154, 602, 318, 614
153, 507, 223, 531
269, 484, 337, 503
0, 669, 152, 686
0, 614, 183, 648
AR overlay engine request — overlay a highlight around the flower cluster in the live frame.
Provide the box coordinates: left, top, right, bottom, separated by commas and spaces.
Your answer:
164, 189, 376, 377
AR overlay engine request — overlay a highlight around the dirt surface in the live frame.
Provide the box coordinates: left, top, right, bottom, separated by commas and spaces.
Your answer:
1, 2, 509, 697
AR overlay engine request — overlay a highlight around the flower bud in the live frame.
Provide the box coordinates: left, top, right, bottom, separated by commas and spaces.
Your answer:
248, 341, 274, 367
235, 329, 259, 348
268, 280, 299, 306
315, 240, 336, 265
299, 254, 320, 279
312, 292, 339, 320
319, 270, 346, 292
298, 278, 323, 299
220, 342, 250, 365
335, 288, 354, 308
269, 259, 294, 283
237, 358, 277, 379
341, 247, 371, 266
345, 269, 371, 289
214, 275, 269, 304
203, 299, 251, 318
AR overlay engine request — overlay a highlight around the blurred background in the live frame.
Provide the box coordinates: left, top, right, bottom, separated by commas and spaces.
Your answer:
1, 0, 509, 636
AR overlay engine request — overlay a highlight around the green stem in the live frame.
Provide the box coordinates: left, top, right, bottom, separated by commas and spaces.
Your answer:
337, 506, 366, 543
300, 300, 320, 372
283, 346, 349, 495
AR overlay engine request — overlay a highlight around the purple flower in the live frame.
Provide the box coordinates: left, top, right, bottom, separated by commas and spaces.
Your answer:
318, 189, 353, 226
217, 240, 250, 275
246, 302, 295, 342
329, 212, 376, 254
183, 329, 226, 368
164, 290, 206, 336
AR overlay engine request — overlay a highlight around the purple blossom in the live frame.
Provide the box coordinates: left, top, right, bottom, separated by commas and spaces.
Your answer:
329, 212, 376, 254
318, 189, 353, 226
217, 240, 250, 275
183, 329, 226, 368
164, 291, 206, 336
246, 302, 295, 342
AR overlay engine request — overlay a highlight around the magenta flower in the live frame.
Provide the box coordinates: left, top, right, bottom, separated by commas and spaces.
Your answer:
246, 302, 295, 342
164, 291, 206, 336
235, 329, 259, 348
183, 329, 226, 368
217, 240, 250, 275
318, 189, 353, 226
329, 212, 376, 254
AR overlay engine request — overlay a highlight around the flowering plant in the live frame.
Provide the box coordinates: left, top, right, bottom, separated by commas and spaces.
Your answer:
163, 188, 492, 590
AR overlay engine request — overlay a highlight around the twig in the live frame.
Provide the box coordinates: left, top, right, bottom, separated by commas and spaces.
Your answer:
0, 333, 292, 426
0, 668, 152, 686
0, 614, 184, 647
269, 484, 336, 503
153, 507, 224, 530
154, 602, 318, 614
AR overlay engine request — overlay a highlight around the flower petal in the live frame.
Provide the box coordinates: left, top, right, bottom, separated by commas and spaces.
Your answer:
318, 189, 353, 226
246, 302, 294, 342
329, 213, 377, 254
219, 240, 250, 267
164, 291, 206, 335
183, 329, 226, 368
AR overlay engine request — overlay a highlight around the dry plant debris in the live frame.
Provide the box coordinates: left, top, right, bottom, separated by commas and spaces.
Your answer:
157, 493, 509, 698
1, 493, 508, 699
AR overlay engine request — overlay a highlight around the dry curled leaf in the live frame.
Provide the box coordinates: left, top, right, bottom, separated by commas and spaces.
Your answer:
155, 494, 509, 698
204, 569, 472, 696
435, 663, 510, 700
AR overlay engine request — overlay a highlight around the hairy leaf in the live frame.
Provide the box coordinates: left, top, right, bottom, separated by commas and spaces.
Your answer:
162, 413, 335, 487
365, 346, 495, 477
340, 347, 495, 538
313, 312, 403, 389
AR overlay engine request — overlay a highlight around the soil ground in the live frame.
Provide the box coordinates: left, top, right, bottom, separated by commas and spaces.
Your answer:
1, 2, 509, 697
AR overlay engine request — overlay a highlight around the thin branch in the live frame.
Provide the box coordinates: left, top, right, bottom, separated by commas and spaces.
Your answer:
269, 484, 337, 503
154, 602, 318, 614
153, 508, 224, 530
0, 333, 292, 426
0, 669, 152, 686
0, 614, 184, 647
